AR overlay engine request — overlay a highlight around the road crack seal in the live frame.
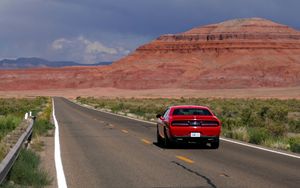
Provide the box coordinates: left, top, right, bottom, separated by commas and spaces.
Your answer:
172, 161, 217, 188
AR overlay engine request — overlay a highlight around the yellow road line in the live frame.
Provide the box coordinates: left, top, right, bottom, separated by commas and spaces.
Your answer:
176, 155, 194, 164
141, 138, 151, 145
122, 129, 129, 133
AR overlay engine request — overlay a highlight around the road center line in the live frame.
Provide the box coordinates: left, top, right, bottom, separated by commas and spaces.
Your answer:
141, 138, 151, 145
176, 155, 195, 164
52, 99, 68, 188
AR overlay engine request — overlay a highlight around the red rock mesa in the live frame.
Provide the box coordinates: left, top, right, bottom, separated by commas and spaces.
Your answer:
1, 18, 300, 91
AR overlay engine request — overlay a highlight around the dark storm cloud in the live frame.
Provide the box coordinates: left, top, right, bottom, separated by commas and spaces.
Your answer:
0, 0, 299, 63
46, 0, 299, 35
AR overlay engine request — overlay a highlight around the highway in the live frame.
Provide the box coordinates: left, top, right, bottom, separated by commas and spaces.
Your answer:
54, 97, 300, 188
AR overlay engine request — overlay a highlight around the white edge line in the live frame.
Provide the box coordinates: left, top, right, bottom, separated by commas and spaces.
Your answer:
70, 99, 300, 160
220, 138, 300, 159
52, 98, 68, 188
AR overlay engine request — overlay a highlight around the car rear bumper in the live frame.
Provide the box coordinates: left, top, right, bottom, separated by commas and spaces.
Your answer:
170, 136, 219, 144
169, 126, 221, 138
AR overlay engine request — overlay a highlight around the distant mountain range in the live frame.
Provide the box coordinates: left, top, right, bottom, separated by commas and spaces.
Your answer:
0, 57, 112, 69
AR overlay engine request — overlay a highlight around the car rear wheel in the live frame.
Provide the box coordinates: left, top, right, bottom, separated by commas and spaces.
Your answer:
157, 127, 163, 145
163, 129, 172, 148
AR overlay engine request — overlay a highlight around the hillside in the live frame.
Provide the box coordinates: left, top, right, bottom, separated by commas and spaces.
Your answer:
0, 18, 299, 91
106, 18, 300, 89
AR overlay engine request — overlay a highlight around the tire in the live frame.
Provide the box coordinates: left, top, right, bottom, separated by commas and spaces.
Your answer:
163, 129, 172, 148
157, 127, 163, 145
211, 140, 219, 149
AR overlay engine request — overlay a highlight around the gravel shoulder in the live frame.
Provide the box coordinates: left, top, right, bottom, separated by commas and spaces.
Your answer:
38, 132, 57, 188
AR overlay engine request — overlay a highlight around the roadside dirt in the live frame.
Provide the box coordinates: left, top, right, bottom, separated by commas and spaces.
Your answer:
38, 133, 57, 188
0, 87, 299, 99
31, 116, 57, 188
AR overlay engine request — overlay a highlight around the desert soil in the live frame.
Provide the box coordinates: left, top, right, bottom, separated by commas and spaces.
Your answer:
0, 87, 299, 99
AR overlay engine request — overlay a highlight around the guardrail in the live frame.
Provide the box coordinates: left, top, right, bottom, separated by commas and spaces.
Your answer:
0, 113, 34, 184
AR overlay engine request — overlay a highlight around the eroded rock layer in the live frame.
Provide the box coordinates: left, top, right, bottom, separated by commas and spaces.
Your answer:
0, 18, 300, 91
105, 18, 300, 89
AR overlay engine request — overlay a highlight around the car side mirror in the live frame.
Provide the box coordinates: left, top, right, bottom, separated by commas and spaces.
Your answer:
156, 114, 162, 119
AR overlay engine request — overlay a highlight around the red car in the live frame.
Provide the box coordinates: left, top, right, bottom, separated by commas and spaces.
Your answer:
156, 105, 221, 148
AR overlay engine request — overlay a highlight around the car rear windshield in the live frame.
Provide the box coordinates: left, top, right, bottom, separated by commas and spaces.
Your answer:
172, 108, 212, 116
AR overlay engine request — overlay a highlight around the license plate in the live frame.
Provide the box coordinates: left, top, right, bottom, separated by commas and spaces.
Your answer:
190, 132, 201, 137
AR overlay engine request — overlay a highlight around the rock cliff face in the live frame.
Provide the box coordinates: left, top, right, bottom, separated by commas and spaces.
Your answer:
104, 18, 300, 89
137, 18, 300, 52
0, 18, 300, 91
0, 67, 104, 90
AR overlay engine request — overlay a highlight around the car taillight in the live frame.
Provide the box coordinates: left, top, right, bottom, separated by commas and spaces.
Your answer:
201, 121, 219, 127
172, 121, 189, 126
171, 120, 219, 126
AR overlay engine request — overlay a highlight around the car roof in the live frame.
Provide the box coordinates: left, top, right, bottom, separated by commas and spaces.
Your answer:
169, 105, 209, 109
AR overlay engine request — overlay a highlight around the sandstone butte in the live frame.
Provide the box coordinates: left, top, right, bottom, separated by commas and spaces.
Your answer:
0, 17, 300, 91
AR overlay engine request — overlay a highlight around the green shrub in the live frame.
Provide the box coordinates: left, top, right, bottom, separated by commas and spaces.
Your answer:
0, 115, 21, 131
266, 122, 286, 137
33, 100, 54, 137
0, 115, 21, 141
289, 137, 300, 153
241, 108, 252, 125
289, 120, 300, 133
95, 102, 105, 109
259, 106, 270, 120
266, 107, 288, 122
263, 137, 289, 150
248, 127, 270, 144
222, 129, 233, 138
7, 149, 51, 186
33, 119, 53, 137
231, 127, 249, 142
221, 118, 242, 130
0, 97, 47, 117
249, 114, 265, 127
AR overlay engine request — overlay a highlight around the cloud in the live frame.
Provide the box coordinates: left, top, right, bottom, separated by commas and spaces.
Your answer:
52, 38, 71, 50
78, 36, 117, 55
0, 0, 299, 61
51, 36, 128, 64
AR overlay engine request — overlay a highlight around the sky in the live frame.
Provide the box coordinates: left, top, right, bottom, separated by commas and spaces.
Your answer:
0, 0, 299, 64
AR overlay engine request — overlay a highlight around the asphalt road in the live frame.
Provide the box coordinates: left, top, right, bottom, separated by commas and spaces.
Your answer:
54, 97, 300, 188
